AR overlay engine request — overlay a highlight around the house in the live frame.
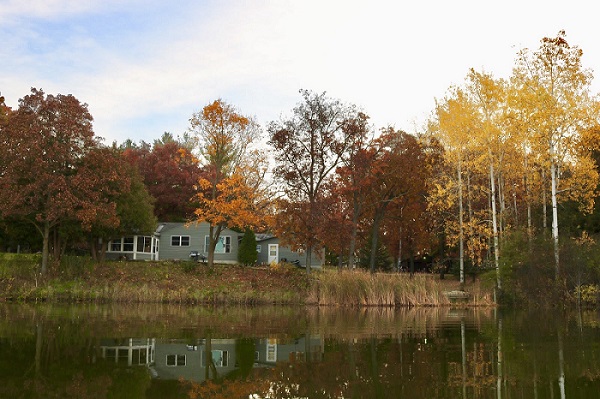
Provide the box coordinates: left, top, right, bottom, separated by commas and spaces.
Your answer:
150, 338, 238, 382
153, 222, 241, 264
256, 234, 322, 267
106, 222, 322, 267
100, 335, 324, 383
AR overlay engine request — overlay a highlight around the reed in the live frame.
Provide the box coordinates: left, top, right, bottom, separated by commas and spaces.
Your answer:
0, 254, 494, 306
310, 268, 493, 307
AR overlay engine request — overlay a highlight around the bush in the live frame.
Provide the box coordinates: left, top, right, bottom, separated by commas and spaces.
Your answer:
181, 261, 198, 274
60, 255, 95, 278
499, 230, 565, 307
0, 252, 41, 277
238, 228, 258, 266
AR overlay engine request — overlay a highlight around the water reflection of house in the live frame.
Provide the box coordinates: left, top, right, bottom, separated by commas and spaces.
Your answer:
100, 338, 156, 366
99, 335, 324, 382
150, 338, 238, 382
255, 335, 324, 365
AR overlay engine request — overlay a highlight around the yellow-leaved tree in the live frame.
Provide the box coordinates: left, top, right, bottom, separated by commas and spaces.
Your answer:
464, 69, 510, 290
430, 87, 480, 285
512, 30, 599, 276
189, 99, 269, 267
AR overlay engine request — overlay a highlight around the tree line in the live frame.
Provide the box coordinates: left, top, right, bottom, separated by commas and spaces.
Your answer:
1, 31, 600, 298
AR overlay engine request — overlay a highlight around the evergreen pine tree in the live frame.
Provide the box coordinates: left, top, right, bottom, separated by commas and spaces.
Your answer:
358, 231, 393, 272
238, 228, 258, 266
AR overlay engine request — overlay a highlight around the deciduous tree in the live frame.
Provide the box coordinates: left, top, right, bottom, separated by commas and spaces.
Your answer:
268, 90, 362, 273
0, 88, 106, 274
513, 30, 599, 275
429, 88, 479, 284
123, 140, 201, 222
189, 99, 265, 267
87, 148, 156, 261
363, 128, 426, 273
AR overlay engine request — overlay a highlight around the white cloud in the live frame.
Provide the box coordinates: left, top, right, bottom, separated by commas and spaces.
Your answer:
1, 0, 599, 143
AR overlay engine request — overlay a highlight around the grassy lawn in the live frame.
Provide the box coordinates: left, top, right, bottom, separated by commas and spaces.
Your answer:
0, 254, 495, 306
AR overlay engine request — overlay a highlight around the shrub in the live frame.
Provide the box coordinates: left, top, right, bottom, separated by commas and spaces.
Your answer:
499, 230, 565, 307
60, 255, 95, 278
0, 252, 41, 278
238, 228, 258, 266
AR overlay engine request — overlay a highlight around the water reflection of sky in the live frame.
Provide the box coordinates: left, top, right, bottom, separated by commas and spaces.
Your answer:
1, 304, 600, 398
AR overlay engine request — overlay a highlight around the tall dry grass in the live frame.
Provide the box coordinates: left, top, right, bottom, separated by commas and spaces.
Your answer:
309, 268, 495, 307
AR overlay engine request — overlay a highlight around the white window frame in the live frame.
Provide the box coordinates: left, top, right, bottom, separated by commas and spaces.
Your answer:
201, 350, 229, 367
204, 236, 231, 254
166, 354, 186, 366
123, 237, 134, 252
109, 239, 122, 252
137, 236, 153, 253
108, 237, 134, 253
171, 235, 190, 247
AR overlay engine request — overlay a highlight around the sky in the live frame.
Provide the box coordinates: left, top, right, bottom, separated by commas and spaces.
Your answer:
2, 0, 600, 145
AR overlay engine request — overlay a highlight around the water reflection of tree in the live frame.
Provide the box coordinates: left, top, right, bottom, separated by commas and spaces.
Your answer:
0, 319, 151, 398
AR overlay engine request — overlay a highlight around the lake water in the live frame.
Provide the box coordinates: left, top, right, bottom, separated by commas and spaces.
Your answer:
0, 303, 598, 398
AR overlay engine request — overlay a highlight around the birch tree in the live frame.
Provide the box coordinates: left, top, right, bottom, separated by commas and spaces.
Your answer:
512, 30, 599, 276
430, 88, 479, 285
464, 69, 509, 289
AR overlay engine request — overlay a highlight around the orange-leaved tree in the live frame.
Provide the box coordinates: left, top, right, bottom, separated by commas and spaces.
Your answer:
189, 99, 267, 267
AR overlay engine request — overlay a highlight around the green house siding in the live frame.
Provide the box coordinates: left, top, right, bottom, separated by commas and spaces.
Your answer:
156, 223, 240, 263
257, 237, 322, 267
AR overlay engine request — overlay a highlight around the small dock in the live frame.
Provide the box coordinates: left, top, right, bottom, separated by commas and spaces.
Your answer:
445, 290, 471, 303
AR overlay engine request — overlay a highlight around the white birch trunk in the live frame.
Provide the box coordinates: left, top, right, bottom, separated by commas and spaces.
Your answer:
551, 159, 560, 275
458, 160, 465, 285
489, 159, 501, 290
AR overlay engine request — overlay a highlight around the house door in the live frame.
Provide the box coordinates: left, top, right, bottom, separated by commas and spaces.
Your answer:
268, 244, 279, 264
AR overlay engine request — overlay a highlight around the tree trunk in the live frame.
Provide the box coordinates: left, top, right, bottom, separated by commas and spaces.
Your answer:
207, 224, 223, 268
397, 234, 402, 273
41, 221, 50, 275
348, 198, 361, 269
458, 160, 465, 285
369, 209, 385, 274
489, 158, 501, 290
90, 238, 98, 262
542, 169, 548, 230
551, 160, 560, 276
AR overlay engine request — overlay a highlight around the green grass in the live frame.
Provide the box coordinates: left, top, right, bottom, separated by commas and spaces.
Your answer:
0, 253, 495, 307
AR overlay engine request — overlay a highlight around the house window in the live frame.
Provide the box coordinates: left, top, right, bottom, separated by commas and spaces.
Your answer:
109, 240, 122, 252
108, 237, 134, 252
123, 237, 134, 252
171, 236, 190, 247
204, 236, 231, 254
256, 245, 261, 253
137, 236, 153, 253
166, 354, 186, 366
202, 350, 229, 367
